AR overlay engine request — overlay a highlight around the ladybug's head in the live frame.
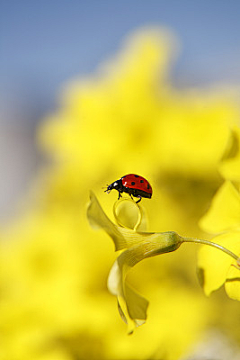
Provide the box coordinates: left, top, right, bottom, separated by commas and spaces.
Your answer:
104, 180, 121, 194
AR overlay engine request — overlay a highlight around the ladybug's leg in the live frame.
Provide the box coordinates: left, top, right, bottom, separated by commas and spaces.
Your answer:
118, 191, 122, 200
136, 196, 142, 204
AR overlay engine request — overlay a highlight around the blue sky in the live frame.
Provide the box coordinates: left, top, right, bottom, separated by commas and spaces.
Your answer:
1, 0, 240, 124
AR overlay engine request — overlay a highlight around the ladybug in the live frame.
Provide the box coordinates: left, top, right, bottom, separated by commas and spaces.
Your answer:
104, 174, 152, 203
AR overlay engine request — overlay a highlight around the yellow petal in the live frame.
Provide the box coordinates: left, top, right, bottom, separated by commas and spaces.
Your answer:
199, 181, 240, 234
115, 284, 149, 334
87, 191, 132, 250
198, 232, 240, 296
107, 244, 149, 333
225, 264, 240, 301
125, 282, 149, 323
220, 127, 240, 182
107, 231, 182, 331
221, 156, 240, 183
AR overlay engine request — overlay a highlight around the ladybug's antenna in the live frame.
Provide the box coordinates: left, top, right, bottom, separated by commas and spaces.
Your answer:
102, 185, 110, 193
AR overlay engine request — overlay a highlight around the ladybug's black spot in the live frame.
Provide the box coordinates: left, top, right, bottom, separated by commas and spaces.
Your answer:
131, 182, 135, 185
140, 180, 144, 183
134, 175, 139, 177
147, 184, 150, 189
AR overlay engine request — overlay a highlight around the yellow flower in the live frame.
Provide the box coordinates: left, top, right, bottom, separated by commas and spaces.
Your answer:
198, 181, 240, 300
87, 191, 183, 333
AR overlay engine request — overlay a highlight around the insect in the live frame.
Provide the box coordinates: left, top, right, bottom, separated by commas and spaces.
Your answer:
104, 174, 152, 203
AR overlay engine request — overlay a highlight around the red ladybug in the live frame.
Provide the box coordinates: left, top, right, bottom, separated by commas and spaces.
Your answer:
105, 174, 152, 203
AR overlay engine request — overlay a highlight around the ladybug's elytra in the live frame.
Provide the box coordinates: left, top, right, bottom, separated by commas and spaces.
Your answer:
105, 174, 152, 203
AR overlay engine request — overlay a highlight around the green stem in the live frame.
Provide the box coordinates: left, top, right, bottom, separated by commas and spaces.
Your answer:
183, 237, 239, 262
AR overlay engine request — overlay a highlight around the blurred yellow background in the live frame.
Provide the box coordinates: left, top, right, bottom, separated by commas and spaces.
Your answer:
1, 2, 240, 359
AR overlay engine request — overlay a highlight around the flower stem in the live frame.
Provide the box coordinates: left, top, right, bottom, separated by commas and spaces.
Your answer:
183, 237, 239, 262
